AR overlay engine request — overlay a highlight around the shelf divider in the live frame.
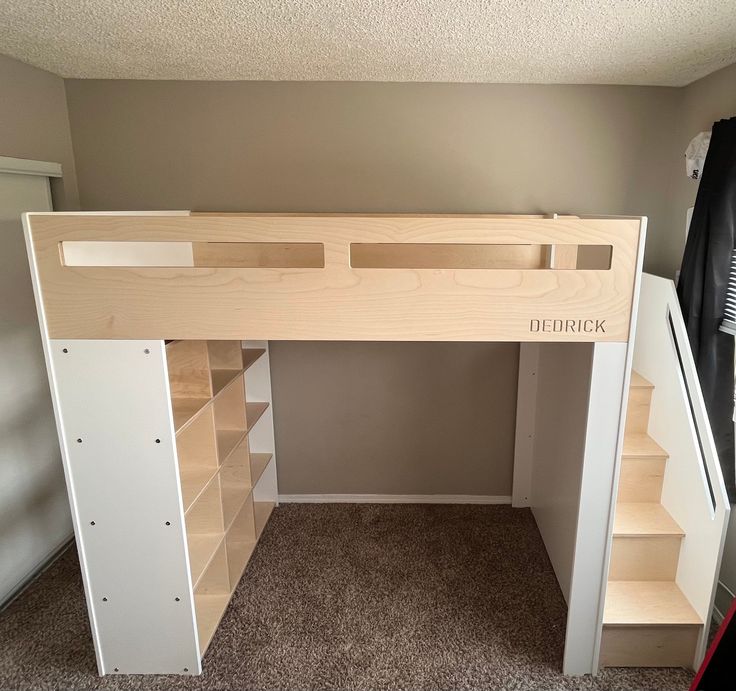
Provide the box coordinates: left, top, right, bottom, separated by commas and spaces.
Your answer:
254, 501, 275, 539
250, 453, 273, 487
188, 533, 225, 587
210, 369, 243, 396
245, 402, 269, 432
243, 348, 266, 371
194, 593, 230, 654
172, 397, 210, 433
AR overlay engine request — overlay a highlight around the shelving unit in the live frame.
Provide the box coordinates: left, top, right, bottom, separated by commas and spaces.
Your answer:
167, 340, 278, 658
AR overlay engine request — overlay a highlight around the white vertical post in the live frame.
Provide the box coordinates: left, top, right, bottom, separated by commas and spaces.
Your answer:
244, 341, 278, 505
513, 343, 540, 507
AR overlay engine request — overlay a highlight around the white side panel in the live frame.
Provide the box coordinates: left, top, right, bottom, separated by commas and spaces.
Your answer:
530, 342, 629, 675
244, 340, 278, 504
47, 340, 199, 675
531, 342, 594, 603
634, 273, 730, 666
513, 343, 539, 507
564, 342, 628, 675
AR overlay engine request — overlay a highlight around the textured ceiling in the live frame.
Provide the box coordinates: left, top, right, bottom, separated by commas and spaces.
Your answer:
1, 1, 735, 85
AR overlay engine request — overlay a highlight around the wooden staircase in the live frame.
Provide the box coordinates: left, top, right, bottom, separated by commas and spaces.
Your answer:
600, 372, 703, 668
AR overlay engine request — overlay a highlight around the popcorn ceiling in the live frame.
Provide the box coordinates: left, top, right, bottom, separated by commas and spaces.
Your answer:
0, 0, 734, 85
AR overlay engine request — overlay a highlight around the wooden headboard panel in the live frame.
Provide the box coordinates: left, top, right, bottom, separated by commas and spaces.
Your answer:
24, 212, 645, 342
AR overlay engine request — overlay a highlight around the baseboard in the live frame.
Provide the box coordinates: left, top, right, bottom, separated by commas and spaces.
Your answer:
0, 534, 74, 612
278, 494, 512, 504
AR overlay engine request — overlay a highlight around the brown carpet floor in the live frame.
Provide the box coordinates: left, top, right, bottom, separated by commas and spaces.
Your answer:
0, 504, 694, 691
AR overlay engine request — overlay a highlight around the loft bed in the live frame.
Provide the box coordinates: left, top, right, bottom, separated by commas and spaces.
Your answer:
23, 212, 646, 677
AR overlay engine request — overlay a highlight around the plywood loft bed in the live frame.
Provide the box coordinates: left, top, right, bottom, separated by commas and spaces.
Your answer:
23, 212, 646, 677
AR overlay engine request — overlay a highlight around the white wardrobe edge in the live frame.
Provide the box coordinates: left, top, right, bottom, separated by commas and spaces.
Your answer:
0, 156, 62, 177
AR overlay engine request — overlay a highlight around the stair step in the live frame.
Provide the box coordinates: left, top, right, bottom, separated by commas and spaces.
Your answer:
617, 458, 666, 502
630, 371, 654, 389
613, 503, 684, 537
610, 505, 684, 580
600, 625, 701, 668
623, 433, 668, 459
626, 386, 653, 434
603, 581, 701, 626
610, 537, 683, 581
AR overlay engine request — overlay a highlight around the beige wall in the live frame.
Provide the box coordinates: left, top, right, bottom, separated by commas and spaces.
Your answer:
64, 80, 679, 263
62, 78, 684, 495
0, 55, 79, 210
0, 54, 79, 602
270, 341, 518, 495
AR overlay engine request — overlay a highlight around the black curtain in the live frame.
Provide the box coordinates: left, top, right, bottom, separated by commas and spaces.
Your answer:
677, 117, 736, 501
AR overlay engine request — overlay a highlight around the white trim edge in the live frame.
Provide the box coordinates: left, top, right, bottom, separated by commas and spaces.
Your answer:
0, 156, 62, 177
278, 494, 512, 504
512, 343, 539, 507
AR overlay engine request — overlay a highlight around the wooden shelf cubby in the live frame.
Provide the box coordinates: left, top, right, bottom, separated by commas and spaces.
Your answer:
165, 339, 278, 660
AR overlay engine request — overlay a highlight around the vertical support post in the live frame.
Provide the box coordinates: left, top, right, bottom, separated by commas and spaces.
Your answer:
244, 340, 279, 505
513, 343, 540, 507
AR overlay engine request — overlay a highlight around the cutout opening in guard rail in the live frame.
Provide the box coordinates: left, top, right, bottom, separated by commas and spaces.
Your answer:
350, 243, 612, 270
60, 241, 325, 268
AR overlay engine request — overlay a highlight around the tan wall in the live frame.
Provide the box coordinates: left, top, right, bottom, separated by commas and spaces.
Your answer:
0, 54, 79, 602
269, 341, 518, 495
63, 79, 682, 495
0, 55, 79, 210
64, 80, 679, 255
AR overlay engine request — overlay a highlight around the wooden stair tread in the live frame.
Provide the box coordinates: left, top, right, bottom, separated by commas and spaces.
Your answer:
623, 433, 668, 459
630, 371, 654, 389
604, 581, 701, 626
614, 503, 684, 537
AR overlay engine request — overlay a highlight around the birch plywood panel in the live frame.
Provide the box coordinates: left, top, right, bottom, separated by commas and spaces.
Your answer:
25, 213, 643, 342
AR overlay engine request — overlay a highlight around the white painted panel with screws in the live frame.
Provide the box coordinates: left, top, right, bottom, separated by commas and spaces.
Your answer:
47, 339, 200, 675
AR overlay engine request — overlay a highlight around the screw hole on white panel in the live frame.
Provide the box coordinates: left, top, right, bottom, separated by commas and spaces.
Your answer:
114, 667, 119, 672
165, 521, 171, 526
175, 597, 180, 601
155, 438, 161, 444
184, 668, 189, 673
144, 348, 150, 354
76, 438, 83, 443
90, 521, 95, 526
62, 347, 69, 353
102, 597, 108, 602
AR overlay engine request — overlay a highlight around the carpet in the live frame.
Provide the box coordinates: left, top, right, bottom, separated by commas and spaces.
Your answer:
0, 504, 694, 690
